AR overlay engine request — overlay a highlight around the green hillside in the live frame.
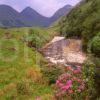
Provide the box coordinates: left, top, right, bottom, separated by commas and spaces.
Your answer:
58, 0, 100, 99
59, 0, 100, 52
0, 0, 100, 99
0, 27, 57, 100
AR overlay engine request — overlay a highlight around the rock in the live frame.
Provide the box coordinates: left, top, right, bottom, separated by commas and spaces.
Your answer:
41, 36, 86, 66
65, 52, 86, 64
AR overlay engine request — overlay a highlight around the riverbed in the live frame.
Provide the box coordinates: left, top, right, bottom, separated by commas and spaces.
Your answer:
42, 36, 86, 66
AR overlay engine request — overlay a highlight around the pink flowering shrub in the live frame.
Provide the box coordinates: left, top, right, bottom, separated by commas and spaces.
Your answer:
55, 66, 85, 98
35, 97, 41, 100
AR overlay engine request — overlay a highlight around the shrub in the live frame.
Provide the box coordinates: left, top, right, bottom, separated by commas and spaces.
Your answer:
41, 65, 62, 84
82, 59, 96, 99
26, 68, 42, 83
16, 81, 30, 95
88, 56, 100, 99
90, 35, 100, 57
55, 66, 86, 100
25, 29, 43, 48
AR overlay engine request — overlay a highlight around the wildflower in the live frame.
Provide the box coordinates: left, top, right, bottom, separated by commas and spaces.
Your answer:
56, 80, 64, 88
56, 80, 60, 85
77, 89, 81, 93
73, 67, 81, 74
68, 89, 73, 93
61, 80, 72, 91
67, 66, 73, 71
77, 78, 82, 83
79, 85, 85, 90
59, 73, 71, 80
35, 97, 41, 100
55, 65, 85, 97
66, 80, 72, 87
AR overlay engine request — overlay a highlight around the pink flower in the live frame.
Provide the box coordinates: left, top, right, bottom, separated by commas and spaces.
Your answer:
56, 80, 60, 85
61, 86, 69, 90
67, 66, 73, 71
68, 89, 73, 93
79, 85, 85, 90
72, 77, 78, 81
77, 89, 81, 93
58, 83, 64, 88
59, 73, 71, 80
61, 80, 72, 91
35, 97, 41, 100
72, 77, 81, 82
66, 80, 72, 86
73, 67, 81, 74
55, 65, 85, 97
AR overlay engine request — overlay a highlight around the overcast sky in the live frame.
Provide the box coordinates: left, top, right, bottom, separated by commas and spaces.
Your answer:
0, 0, 81, 17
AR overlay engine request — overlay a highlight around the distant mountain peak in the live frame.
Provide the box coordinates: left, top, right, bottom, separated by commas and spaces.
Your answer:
0, 4, 11, 7
62, 4, 72, 8
50, 4, 72, 22
0, 4, 72, 27
0, 4, 17, 11
22, 7, 34, 12
21, 6, 48, 18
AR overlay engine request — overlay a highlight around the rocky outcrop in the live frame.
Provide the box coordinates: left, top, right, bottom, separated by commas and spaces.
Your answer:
42, 36, 86, 66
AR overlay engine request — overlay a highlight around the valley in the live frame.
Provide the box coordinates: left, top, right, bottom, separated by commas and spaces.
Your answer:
0, 0, 100, 99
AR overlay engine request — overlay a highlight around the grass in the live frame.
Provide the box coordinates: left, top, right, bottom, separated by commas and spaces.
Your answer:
0, 27, 57, 99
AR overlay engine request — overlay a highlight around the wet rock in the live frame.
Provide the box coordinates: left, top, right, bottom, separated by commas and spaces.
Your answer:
41, 36, 86, 66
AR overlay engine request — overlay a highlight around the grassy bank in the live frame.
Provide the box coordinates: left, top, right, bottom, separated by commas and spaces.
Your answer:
0, 27, 57, 99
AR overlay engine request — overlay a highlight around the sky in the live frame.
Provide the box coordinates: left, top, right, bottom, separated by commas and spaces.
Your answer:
0, 0, 81, 17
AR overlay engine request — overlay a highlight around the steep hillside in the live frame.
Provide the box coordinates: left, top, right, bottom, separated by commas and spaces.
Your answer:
58, 1, 100, 98
59, 0, 100, 51
50, 5, 72, 23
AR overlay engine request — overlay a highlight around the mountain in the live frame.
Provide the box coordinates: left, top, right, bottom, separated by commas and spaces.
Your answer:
50, 5, 72, 23
0, 4, 72, 27
21, 5, 72, 27
0, 5, 26, 27
20, 7, 50, 27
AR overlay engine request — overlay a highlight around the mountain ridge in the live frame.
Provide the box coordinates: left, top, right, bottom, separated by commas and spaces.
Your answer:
0, 4, 72, 27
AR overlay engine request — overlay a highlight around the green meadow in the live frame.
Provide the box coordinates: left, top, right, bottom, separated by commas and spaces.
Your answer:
0, 27, 57, 100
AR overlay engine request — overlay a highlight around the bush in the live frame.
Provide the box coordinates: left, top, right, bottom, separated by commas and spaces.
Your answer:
41, 65, 62, 84
55, 66, 86, 100
25, 29, 43, 48
82, 59, 96, 99
90, 35, 100, 57
16, 81, 30, 95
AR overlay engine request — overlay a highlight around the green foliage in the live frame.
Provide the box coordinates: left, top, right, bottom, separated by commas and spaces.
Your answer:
90, 34, 100, 57
23, 27, 58, 48
59, 0, 100, 51
0, 27, 57, 99
82, 59, 96, 99
25, 29, 43, 48
58, 0, 100, 99
41, 66, 62, 84
16, 81, 30, 95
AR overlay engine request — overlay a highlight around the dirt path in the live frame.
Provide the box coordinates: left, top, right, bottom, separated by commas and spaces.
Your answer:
41, 36, 86, 66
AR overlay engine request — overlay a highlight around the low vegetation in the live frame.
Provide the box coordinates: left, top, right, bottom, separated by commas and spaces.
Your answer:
0, 0, 100, 99
0, 27, 57, 99
58, 0, 100, 99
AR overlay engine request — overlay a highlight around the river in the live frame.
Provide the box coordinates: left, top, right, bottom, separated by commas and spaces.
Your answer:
41, 36, 86, 66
